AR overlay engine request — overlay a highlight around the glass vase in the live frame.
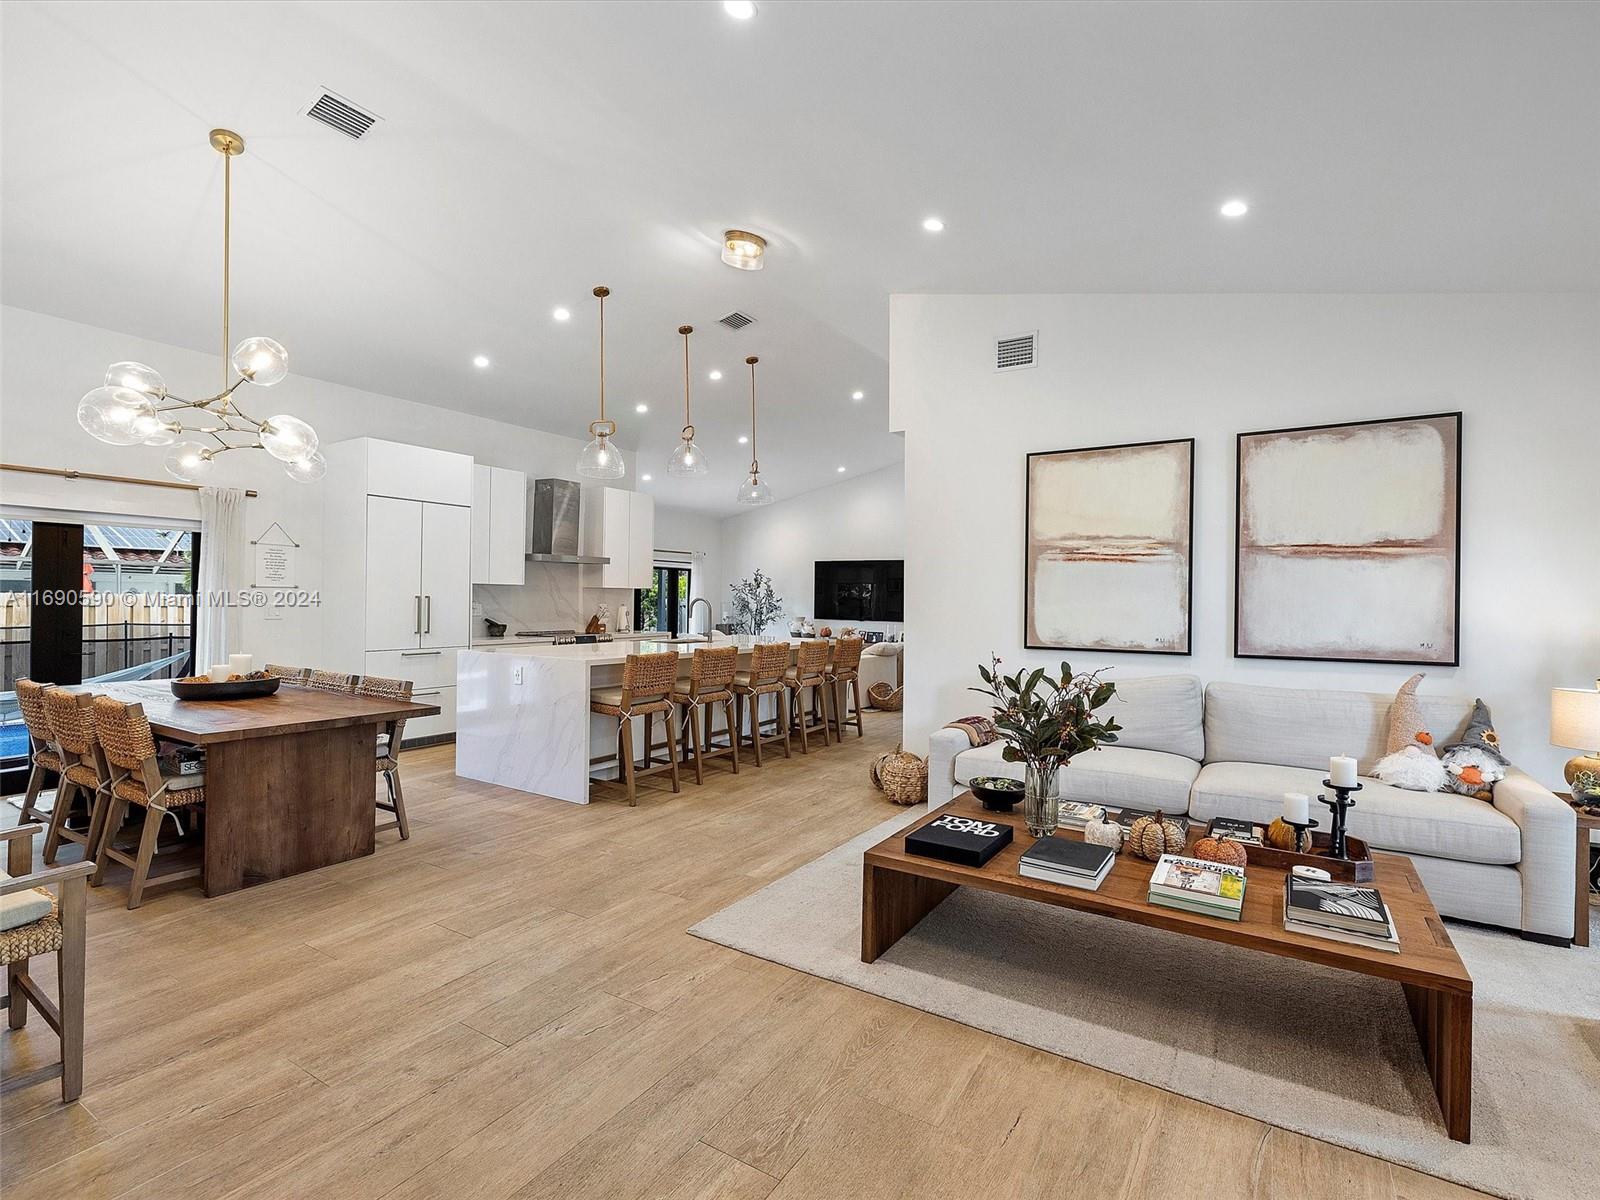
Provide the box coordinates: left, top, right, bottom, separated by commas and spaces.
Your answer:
1024, 763, 1060, 838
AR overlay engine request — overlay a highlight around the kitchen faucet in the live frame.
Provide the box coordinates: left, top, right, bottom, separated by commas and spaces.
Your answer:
687, 596, 712, 638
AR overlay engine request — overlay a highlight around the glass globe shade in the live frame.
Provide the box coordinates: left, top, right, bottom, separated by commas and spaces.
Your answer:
260, 415, 319, 463
104, 361, 167, 399
667, 438, 709, 477
77, 386, 155, 446
577, 433, 626, 479
131, 411, 179, 446
165, 442, 216, 482
231, 336, 289, 386
735, 473, 773, 506
284, 451, 327, 483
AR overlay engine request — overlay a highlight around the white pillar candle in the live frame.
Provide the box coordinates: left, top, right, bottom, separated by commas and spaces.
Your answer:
229, 653, 254, 676
1282, 792, 1310, 824
209, 663, 233, 682
1330, 754, 1359, 788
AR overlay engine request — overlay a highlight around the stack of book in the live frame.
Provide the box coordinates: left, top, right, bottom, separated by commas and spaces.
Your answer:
1018, 836, 1115, 891
1206, 815, 1266, 845
1283, 876, 1400, 952
1146, 854, 1247, 920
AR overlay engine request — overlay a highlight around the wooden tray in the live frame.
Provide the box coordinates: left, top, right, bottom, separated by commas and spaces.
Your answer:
170, 676, 281, 701
1214, 829, 1377, 884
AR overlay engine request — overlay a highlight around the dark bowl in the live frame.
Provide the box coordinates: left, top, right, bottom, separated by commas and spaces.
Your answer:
171, 676, 281, 701
970, 775, 1025, 811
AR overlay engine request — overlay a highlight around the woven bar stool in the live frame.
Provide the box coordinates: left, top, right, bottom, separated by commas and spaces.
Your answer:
356, 675, 413, 839
264, 663, 309, 682
14, 679, 61, 824
40, 690, 111, 870
305, 669, 356, 693
90, 696, 205, 908
669, 646, 740, 785
731, 641, 792, 766
590, 652, 681, 806
825, 636, 866, 740
785, 640, 836, 754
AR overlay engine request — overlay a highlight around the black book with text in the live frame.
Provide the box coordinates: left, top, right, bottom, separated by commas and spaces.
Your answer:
905, 813, 1013, 868
1285, 876, 1389, 934
1019, 835, 1115, 878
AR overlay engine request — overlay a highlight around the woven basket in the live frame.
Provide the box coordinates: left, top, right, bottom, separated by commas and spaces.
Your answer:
873, 748, 927, 806
867, 682, 904, 711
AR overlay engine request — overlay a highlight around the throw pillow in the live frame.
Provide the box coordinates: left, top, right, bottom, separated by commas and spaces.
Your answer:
1374, 745, 1450, 793
1438, 699, 1509, 800
1385, 672, 1437, 756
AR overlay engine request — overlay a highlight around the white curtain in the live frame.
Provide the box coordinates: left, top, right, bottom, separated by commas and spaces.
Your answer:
195, 486, 247, 670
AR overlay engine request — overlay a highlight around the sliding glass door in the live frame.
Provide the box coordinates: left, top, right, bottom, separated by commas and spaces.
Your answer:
634, 566, 691, 637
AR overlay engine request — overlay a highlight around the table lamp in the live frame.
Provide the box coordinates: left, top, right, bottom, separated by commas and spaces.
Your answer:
1550, 683, 1600, 803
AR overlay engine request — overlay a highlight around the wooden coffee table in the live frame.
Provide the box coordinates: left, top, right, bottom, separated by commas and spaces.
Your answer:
862, 794, 1475, 1142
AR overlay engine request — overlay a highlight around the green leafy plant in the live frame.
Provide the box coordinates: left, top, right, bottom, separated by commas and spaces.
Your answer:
729, 569, 783, 635
970, 655, 1121, 771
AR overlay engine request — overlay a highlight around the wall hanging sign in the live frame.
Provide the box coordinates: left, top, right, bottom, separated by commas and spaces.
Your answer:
251, 521, 300, 589
1234, 412, 1462, 665
1025, 438, 1194, 655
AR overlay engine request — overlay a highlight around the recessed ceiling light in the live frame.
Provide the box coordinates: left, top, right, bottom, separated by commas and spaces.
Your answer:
738, 435, 748, 444
922, 217, 945, 232
837, 465, 847, 473
721, 229, 766, 271
723, 0, 756, 18
641, 473, 653, 482
472, 355, 490, 369
552, 306, 571, 321
851, 390, 864, 401
1219, 199, 1249, 218
635, 403, 648, 413
708, 369, 722, 381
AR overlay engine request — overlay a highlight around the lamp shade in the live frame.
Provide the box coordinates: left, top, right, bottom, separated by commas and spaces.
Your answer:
1550, 687, 1600, 750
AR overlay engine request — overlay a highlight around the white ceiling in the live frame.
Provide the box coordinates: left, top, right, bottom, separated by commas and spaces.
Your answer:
3, 1, 1596, 514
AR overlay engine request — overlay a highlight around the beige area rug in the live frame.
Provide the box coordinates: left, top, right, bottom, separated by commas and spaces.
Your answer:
690, 809, 1600, 1200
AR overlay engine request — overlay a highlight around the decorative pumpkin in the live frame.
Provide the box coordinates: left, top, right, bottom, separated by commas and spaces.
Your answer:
1127, 810, 1186, 861
1084, 813, 1124, 853
1265, 817, 1311, 853
1192, 835, 1249, 868
820, 626, 833, 638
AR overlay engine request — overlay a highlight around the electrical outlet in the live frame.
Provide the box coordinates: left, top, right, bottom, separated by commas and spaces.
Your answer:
514, 666, 524, 685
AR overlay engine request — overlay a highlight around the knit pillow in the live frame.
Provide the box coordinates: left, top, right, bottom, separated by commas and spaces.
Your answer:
1385, 673, 1437, 756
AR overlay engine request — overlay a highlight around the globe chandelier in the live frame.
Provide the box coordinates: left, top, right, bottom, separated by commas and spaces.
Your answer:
76, 128, 324, 483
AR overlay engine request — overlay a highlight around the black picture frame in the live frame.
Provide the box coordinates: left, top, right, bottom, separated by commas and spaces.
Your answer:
1233, 411, 1463, 666
1024, 436, 1195, 656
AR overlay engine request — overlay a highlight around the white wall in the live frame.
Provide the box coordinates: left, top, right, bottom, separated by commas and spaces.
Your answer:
890, 293, 1599, 786
715, 463, 907, 635
0, 306, 634, 662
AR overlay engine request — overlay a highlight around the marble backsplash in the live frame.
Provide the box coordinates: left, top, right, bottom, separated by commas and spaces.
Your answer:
475, 564, 635, 637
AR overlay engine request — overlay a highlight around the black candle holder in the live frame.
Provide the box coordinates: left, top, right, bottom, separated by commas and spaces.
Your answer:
1282, 816, 1320, 855
1319, 780, 1362, 859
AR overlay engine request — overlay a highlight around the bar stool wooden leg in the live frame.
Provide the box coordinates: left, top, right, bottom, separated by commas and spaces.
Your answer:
19, 760, 48, 824
42, 777, 78, 865
685, 702, 705, 785
90, 791, 128, 887
126, 804, 165, 910
620, 716, 637, 806
851, 676, 865, 736
667, 709, 681, 793
722, 698, 740, 774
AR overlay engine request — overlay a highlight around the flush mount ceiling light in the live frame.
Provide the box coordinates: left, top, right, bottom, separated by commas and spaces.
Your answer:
78, 129, 323, 483
576, 286, 625, 479
721, 229, 766, 271
735, 355, 773, 506
552, 306, 571, 321
922, 216, 945, 232
668, 325, 709, 478
723, 0, 757, 19
1220, 199, 1249, 218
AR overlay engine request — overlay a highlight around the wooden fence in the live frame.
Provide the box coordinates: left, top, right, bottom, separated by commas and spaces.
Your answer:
1, 592, 192, 686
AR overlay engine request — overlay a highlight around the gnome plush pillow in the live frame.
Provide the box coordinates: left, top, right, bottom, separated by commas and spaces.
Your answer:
1438, 700, 1509, 801
1374, 673, 1449, 792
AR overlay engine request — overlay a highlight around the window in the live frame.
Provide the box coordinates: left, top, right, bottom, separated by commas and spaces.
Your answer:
634, 566, 691, 637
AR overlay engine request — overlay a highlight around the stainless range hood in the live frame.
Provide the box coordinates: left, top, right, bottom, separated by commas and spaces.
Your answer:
527, 478, 609, 564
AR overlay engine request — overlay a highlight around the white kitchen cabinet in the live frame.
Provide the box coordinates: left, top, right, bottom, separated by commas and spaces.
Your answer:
581, 486, 654, 589
365, 496, 426, 652
421, 502, 471, 647
471, 464, 527, 585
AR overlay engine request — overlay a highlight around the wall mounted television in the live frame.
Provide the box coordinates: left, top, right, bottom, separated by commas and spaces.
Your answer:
814, 559, 904, 622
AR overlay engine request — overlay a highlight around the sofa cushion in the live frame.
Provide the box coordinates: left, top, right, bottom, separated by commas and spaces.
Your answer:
1189, 761, 1520, 865
0, 870, 54, 932
954, 742, 1199, 814
1101, 674, 1205, 761
1203, 682, 1477, 774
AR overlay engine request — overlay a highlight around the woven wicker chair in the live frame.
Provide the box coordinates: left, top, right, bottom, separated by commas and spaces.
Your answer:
590, 652, 681, 806
14, 679, 61, 824
89, 696, 204, 909
305, 669, 356, 693
264, 663, 309, 682
356, 674, 413, 839
40, 690, 111, 871
785, 640, 836, 754
825, 637, 866, 740
2, 823, 91, 1103
669, 646, 740, 785
731, 641, 793, 766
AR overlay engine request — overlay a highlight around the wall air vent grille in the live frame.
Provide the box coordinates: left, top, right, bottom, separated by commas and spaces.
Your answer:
304, 90, 380, 140
718, 311, 756, 331
996, 331, 1037, 372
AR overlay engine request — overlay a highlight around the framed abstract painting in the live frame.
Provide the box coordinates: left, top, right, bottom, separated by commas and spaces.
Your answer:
1235, 412, 1462, 665
1025, 438, 1193, 655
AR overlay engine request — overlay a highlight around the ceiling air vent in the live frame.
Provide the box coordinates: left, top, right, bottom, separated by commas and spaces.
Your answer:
995, 330, 1037, 372
303, 90, 380, 140
718, 311, 756, 331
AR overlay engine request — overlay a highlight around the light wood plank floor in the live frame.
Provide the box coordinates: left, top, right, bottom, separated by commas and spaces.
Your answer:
1, 711, 1485, 1199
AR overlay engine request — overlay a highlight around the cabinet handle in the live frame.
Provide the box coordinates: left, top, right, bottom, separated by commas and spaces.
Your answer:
401, 650, 443, 657
424, 594, 432, 633
414, 595, 422, 635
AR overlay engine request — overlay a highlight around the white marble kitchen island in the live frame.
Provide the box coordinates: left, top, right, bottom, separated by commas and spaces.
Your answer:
455, 638, 802, 804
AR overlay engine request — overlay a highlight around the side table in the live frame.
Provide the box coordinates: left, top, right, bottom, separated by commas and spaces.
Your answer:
1557, 792, 1599, 948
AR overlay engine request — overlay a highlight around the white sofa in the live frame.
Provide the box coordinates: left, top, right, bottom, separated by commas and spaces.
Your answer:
860, 642, 904, 705
928, 676, 1579, 943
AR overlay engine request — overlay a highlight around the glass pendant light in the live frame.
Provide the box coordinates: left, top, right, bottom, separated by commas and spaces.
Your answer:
667, 324, 709, 477
260, 414, 319, 462
735, 355, 774, 505
577, 285, 625, 479
165, 442, 216, 482
77, 386, 156, 446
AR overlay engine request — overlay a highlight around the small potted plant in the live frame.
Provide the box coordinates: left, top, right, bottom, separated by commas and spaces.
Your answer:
971, 656, 1121, 837
728, 569, 783, 644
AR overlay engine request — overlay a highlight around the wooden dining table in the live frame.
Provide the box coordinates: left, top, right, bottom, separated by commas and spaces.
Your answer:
87, 681, 439, 896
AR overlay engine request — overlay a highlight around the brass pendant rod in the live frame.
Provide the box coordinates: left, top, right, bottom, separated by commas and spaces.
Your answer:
679, 324, 693, 432
594, 286, 608, 424
222, 146, 231, 398
746, 355, 760, 473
